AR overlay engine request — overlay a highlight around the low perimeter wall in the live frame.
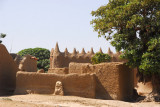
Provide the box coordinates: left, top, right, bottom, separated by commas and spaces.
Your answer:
14, 72, 96, 98
69, 62, 134, 101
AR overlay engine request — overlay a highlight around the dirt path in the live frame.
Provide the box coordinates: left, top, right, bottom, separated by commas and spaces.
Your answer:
0, 94, 160, 107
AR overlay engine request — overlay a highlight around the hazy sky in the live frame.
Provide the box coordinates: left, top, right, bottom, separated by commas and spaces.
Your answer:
0, 0, 115, 53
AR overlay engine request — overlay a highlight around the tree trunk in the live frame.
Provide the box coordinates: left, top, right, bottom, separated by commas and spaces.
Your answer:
152, 74, 160, 94
144, 74, 160, 102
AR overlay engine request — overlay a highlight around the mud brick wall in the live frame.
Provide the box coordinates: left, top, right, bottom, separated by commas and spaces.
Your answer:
49, 43, 124, 69
19, 55, 37, 72
15, 72, 96, 98
0, 44, 18, 95
69, 62, 134, 101
48, 68, 69, 74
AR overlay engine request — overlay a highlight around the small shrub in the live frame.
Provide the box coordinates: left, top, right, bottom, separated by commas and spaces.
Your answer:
91, 52, 111, 64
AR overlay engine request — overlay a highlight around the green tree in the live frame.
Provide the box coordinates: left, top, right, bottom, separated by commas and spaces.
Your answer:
18, 48, 50, 72
91, 52, 111, 64
91, 0, 160, 101
0, 33, 6, 43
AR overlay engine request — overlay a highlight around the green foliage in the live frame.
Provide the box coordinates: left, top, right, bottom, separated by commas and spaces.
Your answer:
91, 0, 160, 77
0, 33, 6, 43
18, 48, 50, 71
91, 52, 111, 64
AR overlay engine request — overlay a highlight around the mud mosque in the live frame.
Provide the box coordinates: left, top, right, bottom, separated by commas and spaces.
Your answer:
0, 43, 152, 101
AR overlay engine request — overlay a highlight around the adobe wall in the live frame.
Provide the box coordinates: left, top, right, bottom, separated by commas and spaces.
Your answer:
19, 55, 37, 72
69, 62, 134, 101
48, 68, 69, 74
15, 72, 96, 98
49, 43, 124, 69
10, 54, 37, 72
50, 51, 92, 68
0, 44, 18, 95
69, 63, 96, 74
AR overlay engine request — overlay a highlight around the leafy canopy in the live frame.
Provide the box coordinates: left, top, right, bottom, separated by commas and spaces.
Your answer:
18, 48, 50, 71
91, 0, 160, 76
91, 52, 111, 64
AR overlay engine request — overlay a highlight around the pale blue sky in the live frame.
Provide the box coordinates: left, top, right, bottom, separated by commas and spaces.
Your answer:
0, 0, 115, 53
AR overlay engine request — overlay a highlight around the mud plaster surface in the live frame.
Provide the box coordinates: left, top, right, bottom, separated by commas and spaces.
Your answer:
0, 94, 160, 107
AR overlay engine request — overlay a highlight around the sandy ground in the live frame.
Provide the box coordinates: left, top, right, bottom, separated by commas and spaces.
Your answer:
0, 94, 160, 107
